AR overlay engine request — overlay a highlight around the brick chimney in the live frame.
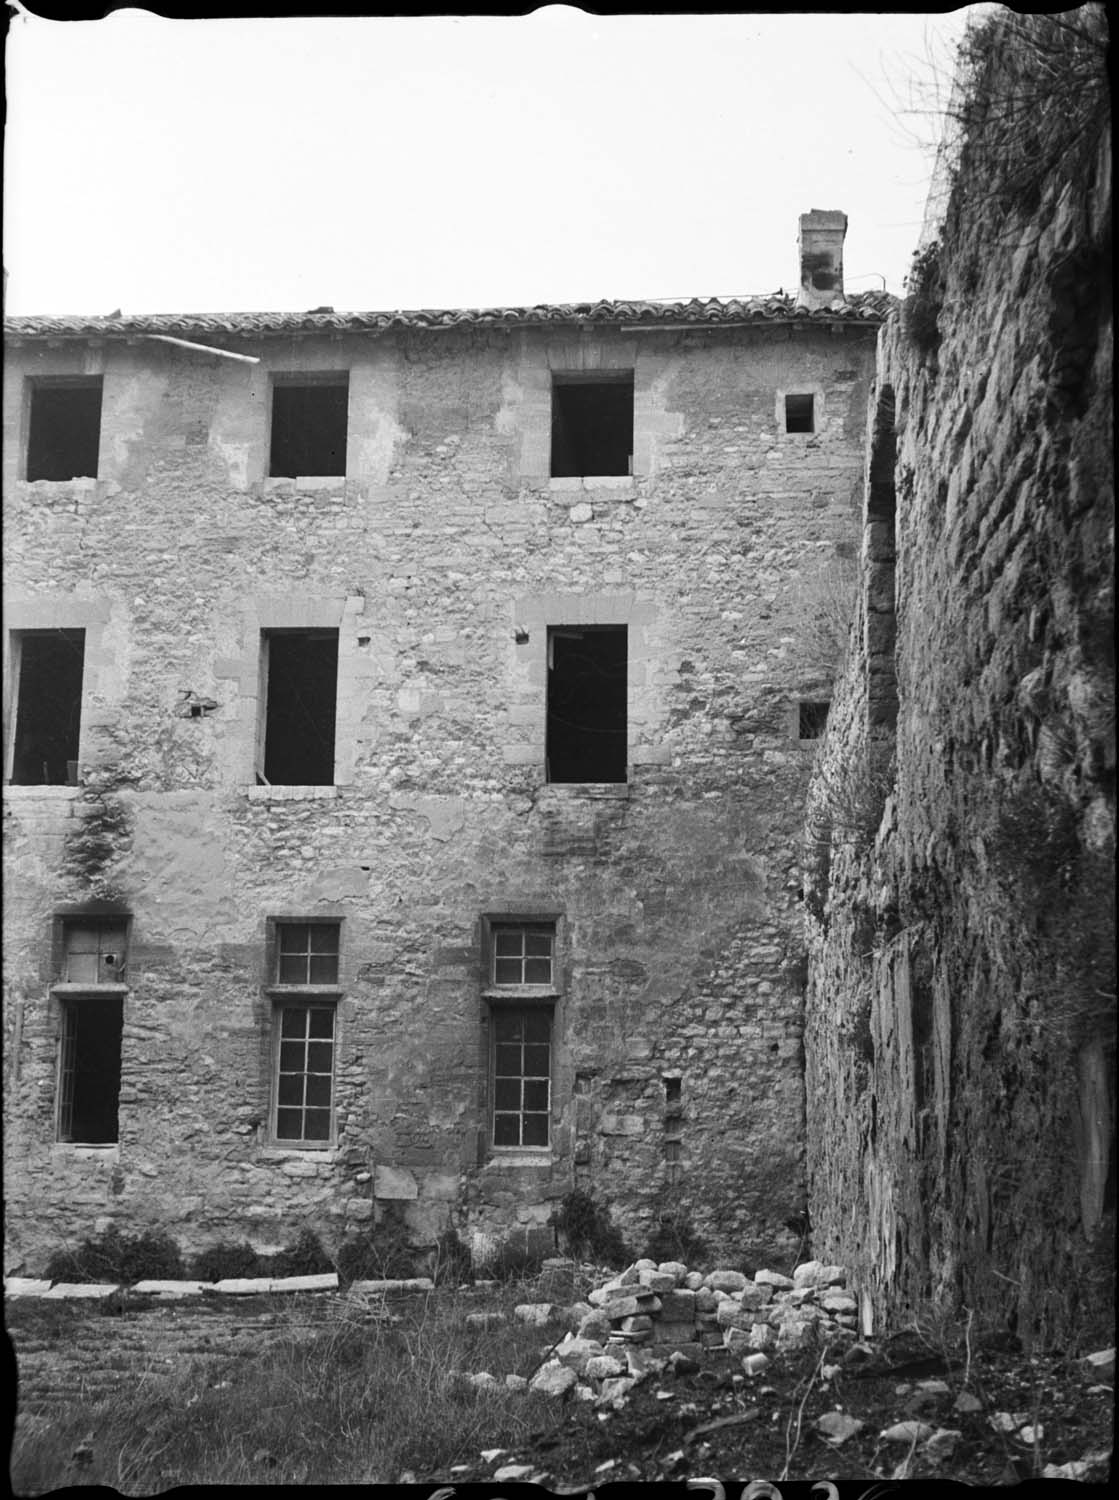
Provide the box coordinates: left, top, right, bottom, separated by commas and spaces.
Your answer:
796, 209, 847, 309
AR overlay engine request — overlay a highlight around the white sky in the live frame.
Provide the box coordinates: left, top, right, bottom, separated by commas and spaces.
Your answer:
3, 6, 982, 317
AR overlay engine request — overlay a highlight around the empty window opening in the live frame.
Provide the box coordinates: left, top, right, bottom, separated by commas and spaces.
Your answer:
259, 630, 338, 785
492, 926, 555, 987
664, 1076, 683, 1118
785, 394, 814, 433
274, 1004, 335, 1143
27, 380, 103, 481
546, 625, 627, 783
10, 630, 85, 785
57, 995, 123, 1144
269, 378, 348, 477
493, 1010, 551, 1148
798, 701, 830, 740
276, 922, 340, 985
64, 920, 128, 984
551, 373, 634, 478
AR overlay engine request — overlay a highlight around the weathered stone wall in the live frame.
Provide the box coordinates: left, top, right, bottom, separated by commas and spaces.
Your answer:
3, 313, 879, 1271
805, 11, 1113, 1347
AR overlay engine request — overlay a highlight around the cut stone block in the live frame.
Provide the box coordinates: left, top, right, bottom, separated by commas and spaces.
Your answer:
373, 1164, 419, 1200
703, 1269, 748, 1292
212, 1278, 274, 1295
349, 1277, 434, 1293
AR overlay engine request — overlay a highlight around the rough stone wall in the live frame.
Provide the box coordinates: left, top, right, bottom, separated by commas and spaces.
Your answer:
805, 11, 1113, 1348
3, 315, 878, 1271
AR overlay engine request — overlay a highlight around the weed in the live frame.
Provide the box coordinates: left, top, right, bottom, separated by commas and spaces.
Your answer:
552, 1190, 632, 1267
641, 1208, 708, 1268
188, 1240, 268, 1282
431, 1227, 473, 1287
44, 1227, 185, 1284
267, 1229, 333, 1279
336, 1206, 417, 1284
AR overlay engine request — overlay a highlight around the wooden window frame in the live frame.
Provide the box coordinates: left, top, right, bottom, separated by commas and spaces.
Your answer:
265, 918, 343, 1149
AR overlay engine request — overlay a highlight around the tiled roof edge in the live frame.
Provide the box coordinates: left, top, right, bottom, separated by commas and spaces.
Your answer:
4, 292, 895, 340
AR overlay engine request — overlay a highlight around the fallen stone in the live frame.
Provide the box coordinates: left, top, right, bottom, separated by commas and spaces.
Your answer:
654, 1320, 700, 1345
576, 1310, 612, 1342
792, 1261, 845, 1289
514, 1302, 555, 1326
529, 1361, 578, 1397
1084, 1347, 1115, 1380
748, 1322, 775, 1350
504, 1374, 528, 1390
722, 1327, 752, 1355
953, 1391, 983, 1414
817, 1411, 864, 1444
684, 1271, 705, 1290
881, 1420, 935, 1443
1019, 1423, 1044, 1444
42, 1282, 121, 1299
925, 1428, 963, 1460
633, 1258, 657, 1271
741, 1353, 770, 1377
585, 1354, 627, 1380
637, 1269, 677, 1292
737, 1281, 773, 1310
597, 1375, 636, 1404
754, 1269, 795, 1289
465, 1311, 507, 1329
703, 1269, 748, 1293
562, 1300, 595, 1328
619, 1314, 653, 1335
989, 1411, 1029, 1434
493, 1464, 535, 1482
659, 1288, 697, 1320
480, 1448, 507, 1463
607, 1295, 661, 1320
657, 1261, 689, 1283
776, 1318, 816, 1351
467, 1371, 499, 1390
694, 1286, 718, 1312
555, 1336, 606, 1375
820, 1290, 857, 1313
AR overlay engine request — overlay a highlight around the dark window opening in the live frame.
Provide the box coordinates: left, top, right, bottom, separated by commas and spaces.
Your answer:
276, 922, 340, 985
27, 380, 103, 481
798, 700, 830, 740
269, 379, 348, 477
58, 995, 123, 1144
546, 625, 627, 783
64, 920, 128, 984
785, 394, 814, 433
493, 1009, 551, 1148
260, 630, 338, 785
275, 1003, 335, 1142
551, 374, 634, 478
10, 630, 85, 785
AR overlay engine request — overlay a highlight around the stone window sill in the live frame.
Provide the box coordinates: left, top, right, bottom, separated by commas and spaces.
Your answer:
244, 784, 338, 802
3, 785, 82, 800
52, 1143, 120, 1160
258, 1147, 337, 1161
485, 1152, 553, 1168
540, 782, 630, 800
262, 476, 346, 492
549, 476, 636, 495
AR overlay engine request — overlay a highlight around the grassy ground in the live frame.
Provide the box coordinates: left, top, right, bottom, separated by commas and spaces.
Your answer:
9, 1284, 569, 1490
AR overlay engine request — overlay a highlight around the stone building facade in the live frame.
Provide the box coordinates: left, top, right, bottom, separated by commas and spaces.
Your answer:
1, 216, 891, 1273
803, 11, 1113, 1350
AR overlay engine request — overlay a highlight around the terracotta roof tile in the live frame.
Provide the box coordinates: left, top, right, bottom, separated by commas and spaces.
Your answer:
4, 292, 894, 342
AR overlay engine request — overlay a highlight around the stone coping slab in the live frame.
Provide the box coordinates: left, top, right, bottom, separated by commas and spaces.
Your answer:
349, 1277, 434, 1294
40, 1283, 121, 1300
5, 1278, 53, 1297
132, 1280, 209, 1297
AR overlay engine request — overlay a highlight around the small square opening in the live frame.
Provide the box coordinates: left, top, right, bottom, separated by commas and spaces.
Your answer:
785, 394, 815, 434
798, 700, 830, 740
551, 373, 634, 478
